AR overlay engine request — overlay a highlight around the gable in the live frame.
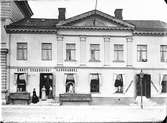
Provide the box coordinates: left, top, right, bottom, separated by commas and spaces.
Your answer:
57, 10, 135, 29
72, 15, 121, 27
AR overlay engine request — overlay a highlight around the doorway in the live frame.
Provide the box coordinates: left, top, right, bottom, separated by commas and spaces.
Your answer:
40, 73, 53, 99
136, 74, 151, 98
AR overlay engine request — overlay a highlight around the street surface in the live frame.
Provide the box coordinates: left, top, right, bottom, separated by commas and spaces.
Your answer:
1, 104, 167, 123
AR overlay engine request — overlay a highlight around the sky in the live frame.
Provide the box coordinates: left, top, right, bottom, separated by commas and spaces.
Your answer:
28, 0, 167, 22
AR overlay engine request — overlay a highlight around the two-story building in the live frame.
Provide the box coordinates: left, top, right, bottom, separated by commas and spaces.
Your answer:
5, 8, 167, 104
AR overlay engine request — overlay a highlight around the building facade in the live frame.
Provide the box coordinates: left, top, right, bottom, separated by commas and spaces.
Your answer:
1, 1, 33, 103
5, 8, 167, 104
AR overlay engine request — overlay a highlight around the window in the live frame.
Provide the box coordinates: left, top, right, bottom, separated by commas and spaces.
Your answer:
161, 74, 167, 93
15, 73, 27, 92
114, 74, 123, 93
160, 45, 167, 62
90, 44, 100, 61
137, 45, 147, 62
66, 44, 76, 61
42, 43, 52, 60
114, 44, 124, 61
90, 73, 99, 93
17, 43, 27, 60
66, 74, 75, 93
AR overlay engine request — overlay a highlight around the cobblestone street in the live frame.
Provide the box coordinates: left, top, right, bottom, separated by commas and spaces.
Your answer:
1, 104, 167, 123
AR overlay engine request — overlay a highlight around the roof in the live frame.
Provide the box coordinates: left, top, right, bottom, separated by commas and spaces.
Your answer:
15, 1, 33, 18
126, 20, 167, 32
5, 9, 167, 35
7, 18, 58, 29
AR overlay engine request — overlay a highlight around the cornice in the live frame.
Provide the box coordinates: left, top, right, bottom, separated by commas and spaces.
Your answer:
133, 31, 167, 36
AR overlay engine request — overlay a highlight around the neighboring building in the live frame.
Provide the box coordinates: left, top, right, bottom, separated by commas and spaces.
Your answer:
1, 1, 33, 103
5, 7, 167, 104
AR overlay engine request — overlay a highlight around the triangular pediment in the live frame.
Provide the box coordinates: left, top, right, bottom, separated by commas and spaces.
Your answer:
57, 10, 135, 29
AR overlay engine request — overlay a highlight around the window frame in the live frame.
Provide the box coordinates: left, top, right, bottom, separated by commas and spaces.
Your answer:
17, 42, 27, 60
113, 44, 124, 62
89, 44, 100, 62
65, 43, 76, 61
160, 45, 167, 62
90, 73, 100, 93
41, 43, 52, 61
137, 45, 147, 62
15, 73, 27, 92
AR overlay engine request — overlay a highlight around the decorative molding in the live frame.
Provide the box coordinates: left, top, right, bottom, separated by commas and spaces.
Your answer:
80, 36, 86, 41
8, 66, 167, 71
126, 37, 133, 42
104, 37, 110, 42
57, 36, 64, 41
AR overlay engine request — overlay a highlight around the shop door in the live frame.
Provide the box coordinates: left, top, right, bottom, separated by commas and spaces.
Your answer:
40, 73, 53, 98
136, 74, 151, 98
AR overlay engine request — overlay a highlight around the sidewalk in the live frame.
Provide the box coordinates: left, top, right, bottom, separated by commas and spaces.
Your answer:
1, 104, 167, 123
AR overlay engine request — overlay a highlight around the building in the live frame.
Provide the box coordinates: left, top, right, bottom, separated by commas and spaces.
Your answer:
1, 1, 33, 103
4, 7, 167, 104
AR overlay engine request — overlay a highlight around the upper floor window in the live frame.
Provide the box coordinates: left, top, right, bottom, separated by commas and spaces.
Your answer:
42, 43, 52, 60
137, 45, 147, 62
114, 44, 124, 61
66, 43, 76, 61
160, 45, 167, 62
90, 44, 100, 62
17, 43, 27, 60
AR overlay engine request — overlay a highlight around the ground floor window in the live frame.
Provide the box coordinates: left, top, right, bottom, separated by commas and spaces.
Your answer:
161, 74, 167, 93
90, 73, 99, 93
114, 74, 123, 93
66, 74, 75, 93
15, 73, 27, 92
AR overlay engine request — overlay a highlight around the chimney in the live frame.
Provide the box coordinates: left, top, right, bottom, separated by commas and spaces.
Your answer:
58, 8, 66, 21
114, 9, 123, 20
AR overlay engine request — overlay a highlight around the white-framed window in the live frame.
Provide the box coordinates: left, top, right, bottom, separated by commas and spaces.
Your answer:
161, 74, 167, 93
65, 74, 75, 93
90, 44, 100, 62
17, 43, 27, 60
66, 43, 76, 61
90, 73, 100, 93
137, 45, 147, 62
160, 45, 167, 62
114, 44, 124, 61
14, 73, 27, 92
114, 74, 124, 93
42, 43, 52, 60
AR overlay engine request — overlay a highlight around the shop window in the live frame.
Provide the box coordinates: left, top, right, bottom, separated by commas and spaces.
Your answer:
161, 74, 167, 93
17, 43, 27, 60
66, 44, 76, 61
15, 73, 27, 92
114, 44, 124, 61
66, 74, 75, 93
114, 74, 123, 93
160, 45, 167, 62
137, 45, 147, 62
90, 73, 99, 93
42, 43, 52, 60
90, 44, 100, 62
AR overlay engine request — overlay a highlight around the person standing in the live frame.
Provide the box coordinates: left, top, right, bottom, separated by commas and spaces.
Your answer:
32, 88, 39, 104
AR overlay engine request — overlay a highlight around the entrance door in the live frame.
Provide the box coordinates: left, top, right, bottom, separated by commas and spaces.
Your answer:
40, 73, 53, 98
136, 74, 151, 98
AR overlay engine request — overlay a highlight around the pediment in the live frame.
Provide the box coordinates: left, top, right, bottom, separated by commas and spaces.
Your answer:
57, 10, 135, 29
72, 15, 121, 27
